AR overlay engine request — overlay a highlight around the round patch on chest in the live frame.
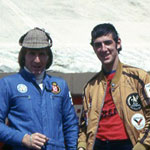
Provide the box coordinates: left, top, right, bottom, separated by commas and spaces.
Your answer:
131, 113, 145, 130
17, 84, 28, 93
126, 93, 142, 111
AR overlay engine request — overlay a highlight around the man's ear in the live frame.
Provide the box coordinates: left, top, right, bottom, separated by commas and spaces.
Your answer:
117, 38, 121, 50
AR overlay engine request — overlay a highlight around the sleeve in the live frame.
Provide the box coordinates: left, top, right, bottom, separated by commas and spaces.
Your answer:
137, 72, 150, 146
62, 80, 79, 150
78, 87, 89, 149
0, 78, 25, 146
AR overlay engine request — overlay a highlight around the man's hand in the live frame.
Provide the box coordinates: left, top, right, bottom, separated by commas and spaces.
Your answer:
22, 133, 49, 150
133, 142, 148, 150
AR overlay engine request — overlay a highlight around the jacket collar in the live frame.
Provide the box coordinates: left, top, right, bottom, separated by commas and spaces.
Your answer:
100, 60, 123, 85
20, 68, 47, 84
111, 61, 123, 84
20, 69, 53, 92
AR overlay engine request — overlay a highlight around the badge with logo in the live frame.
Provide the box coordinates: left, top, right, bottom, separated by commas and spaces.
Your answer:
17, 84, 28, 93
145, 83, 150, 98
51, 82, 60, 94
131, 113, 145, 130
126, 93, 142, 111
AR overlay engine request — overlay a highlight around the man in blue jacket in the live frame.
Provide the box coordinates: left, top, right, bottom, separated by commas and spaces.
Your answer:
0, 27, 78, 150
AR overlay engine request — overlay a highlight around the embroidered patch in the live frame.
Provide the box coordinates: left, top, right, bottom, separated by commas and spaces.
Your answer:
145, 83, 150, 98
126, 93, 142, 111
51, 82, 60, 94
131, 113, 145, 130
17, 84, 28, 93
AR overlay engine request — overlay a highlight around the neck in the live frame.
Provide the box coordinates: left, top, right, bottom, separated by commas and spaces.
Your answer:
24, 67, 45, 84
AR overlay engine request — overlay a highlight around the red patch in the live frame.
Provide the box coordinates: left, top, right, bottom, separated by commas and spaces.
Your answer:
51, 82, 60, 94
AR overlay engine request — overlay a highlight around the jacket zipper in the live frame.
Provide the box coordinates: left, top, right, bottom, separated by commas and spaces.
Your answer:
91, 82, 107, 149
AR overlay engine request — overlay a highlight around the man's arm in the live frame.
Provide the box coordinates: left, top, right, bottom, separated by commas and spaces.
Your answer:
134, 73, 150, 149
78, 105, 88, 150
0, 78, 25, 145
78, 87, 89, 150
62, 81, 79, 150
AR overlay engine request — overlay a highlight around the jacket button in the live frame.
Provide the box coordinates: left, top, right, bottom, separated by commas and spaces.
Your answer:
111, 83, 115, 87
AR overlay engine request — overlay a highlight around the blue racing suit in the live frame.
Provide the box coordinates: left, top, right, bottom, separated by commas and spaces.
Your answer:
0, 69, 78, 150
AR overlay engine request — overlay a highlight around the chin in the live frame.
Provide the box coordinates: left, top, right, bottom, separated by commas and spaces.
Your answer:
103, 60, 111, 64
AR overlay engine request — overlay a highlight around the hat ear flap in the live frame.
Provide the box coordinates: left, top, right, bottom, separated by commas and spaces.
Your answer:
19, 32, 28, 46
45, 32, 53, 47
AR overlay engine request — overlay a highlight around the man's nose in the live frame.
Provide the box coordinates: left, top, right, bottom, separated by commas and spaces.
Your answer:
101, 43, 107, 51
34, 55, 40, 63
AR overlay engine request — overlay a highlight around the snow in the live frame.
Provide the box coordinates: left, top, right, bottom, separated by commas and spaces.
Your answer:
0, 0, 150, 73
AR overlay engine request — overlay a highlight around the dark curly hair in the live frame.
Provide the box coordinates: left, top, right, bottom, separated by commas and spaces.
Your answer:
90, 23, 122, 53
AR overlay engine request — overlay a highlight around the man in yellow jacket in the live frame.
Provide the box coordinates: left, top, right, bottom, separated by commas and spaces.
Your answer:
78, 23, 150, 150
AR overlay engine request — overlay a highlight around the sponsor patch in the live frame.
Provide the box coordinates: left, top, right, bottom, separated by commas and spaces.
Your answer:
17, 84, 28, 93
131, 113, 145, 130
51, 82, 60, 94
126, 93, 142, 111
145, 83, 150, 98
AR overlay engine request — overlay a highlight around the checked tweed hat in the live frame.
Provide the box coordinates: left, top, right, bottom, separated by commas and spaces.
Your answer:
19, 27, 52, 49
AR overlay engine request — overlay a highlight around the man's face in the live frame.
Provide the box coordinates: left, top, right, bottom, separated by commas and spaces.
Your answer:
93, 33, 121, 67
25, 49, 49, 76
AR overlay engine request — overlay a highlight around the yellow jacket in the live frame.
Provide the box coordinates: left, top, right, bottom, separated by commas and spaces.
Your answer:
78, 61, 150, 150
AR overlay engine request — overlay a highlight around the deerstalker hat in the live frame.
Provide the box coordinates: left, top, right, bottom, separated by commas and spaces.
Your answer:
19, 27, 52, 49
